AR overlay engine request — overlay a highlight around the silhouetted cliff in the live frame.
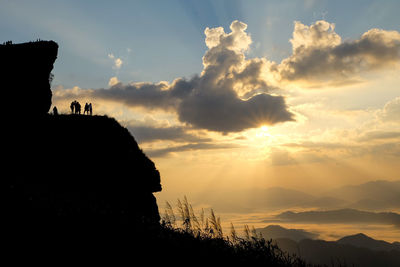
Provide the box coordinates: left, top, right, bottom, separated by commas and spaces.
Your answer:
4, 41, 162, 234
8, 114, 162, 226
1, 40, 58, 116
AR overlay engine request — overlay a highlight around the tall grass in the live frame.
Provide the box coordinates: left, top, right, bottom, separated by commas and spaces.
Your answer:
165, 196, 224, 239
161, 196, 316, 267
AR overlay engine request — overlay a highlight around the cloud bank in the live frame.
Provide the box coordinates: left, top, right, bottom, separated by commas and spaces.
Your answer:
145, 142, 240, 158
127, 124, 211, 143
273, 20, 400, 86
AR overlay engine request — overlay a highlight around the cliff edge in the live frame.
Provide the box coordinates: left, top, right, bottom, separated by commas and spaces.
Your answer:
4, 41, 162, 233
1, 40, 58, 116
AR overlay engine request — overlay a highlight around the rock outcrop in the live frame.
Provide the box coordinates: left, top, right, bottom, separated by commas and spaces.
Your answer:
1, 40, 58, 116
4, 41, 162, 233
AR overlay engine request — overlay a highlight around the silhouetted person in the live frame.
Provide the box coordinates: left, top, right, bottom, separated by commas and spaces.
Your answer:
75, 101, 81, 114
89, 103, 92, 115
70, 101, 75, 114
53, 106, 58, 115
84, 103, 89, 115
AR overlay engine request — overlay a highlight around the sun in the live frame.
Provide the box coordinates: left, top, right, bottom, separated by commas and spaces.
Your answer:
255, 125, 271, 138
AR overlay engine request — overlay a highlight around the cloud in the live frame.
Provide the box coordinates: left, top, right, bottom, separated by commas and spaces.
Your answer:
108, 76, 120, 87
273, 20, 400, 86
173, 20, 294, 132
108, 53, 123, 69
272, 209, 400, 225
56, 20, 400, 134
290, 20, 341, 51
145, 142, 240, 158
379, 96, 400, 122
269, 148, 297, 166
56, 20, 294, 133
279, 134, 400, 164
114, 58, 123, 69
204, 20, 251, 51
95, 81, 178, 111
127, 124, 212, 143
357, 131, 400, 142
268, 145, 333, 166
177, 89, 293, 132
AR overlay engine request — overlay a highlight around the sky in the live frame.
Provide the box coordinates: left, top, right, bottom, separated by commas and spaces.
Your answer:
2, 0, 400, 240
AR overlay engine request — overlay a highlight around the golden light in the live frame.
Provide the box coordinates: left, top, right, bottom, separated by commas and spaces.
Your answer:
255, 125, 271, 138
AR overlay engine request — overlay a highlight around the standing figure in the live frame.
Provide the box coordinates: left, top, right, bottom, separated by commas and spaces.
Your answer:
89, 103, 92, 115
75, 101, 81, 114
84, 103, 89, 115
70, 101, 75, 114
53, 106, 58, 115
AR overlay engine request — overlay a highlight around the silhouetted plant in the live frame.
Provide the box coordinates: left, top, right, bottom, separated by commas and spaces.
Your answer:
160, 197, 321, 267
230, 222, 238, 243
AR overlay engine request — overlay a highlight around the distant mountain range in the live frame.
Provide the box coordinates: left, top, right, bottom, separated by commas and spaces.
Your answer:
286, 238, 400, 267
266, 179, 400, 211
256, 225, 318, 242
264, 208, 400, 226
324, 180, 400, 210
196, 179, 400, 213
256, 225, 400, 267
337, 233, 400, 252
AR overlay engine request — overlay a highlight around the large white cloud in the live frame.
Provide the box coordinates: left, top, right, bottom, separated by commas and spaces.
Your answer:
175, 20, 293, 132
273, 20, 400, 86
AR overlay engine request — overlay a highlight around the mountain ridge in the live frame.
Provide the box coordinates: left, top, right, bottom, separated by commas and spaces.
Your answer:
337, 233, 400, 251
256, 225, 319, 242
267, 225, 400, 267
265, 208, 400, 226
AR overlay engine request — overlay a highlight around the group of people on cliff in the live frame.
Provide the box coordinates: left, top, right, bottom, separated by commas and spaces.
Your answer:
70, 100, 92, 115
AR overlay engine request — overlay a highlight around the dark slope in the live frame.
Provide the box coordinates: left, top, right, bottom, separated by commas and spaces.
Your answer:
7, 114, 162, 229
